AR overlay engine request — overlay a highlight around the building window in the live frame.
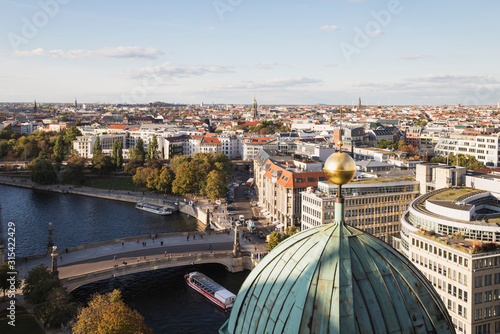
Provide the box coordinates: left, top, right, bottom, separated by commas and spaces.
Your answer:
475, 292, 482, 304
476, 276, 482, 288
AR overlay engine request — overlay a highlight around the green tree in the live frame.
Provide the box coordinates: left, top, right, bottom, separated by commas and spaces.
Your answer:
30, 158, 58, 184
53, 134, 65, 164
204, 170, 226, 200
132, 137, 146, 163
34, 286, 78, 326
23, 265, 60, 305
64, 156, 86, 184
146, 135, 159, 162
92, 154, 114, 176
111, 140, 119, 168
91, 136, 102, 167
73, 290, 153, 334
116, 140, 123, 169
0, 262, 20, 300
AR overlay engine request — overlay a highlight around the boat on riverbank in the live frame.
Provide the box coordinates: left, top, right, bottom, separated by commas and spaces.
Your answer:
135, 202, 172, 215
184, 272, 236, 310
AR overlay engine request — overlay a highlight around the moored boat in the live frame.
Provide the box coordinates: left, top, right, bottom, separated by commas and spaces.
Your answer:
135, 202, 172, 215
184, 272, 236, 310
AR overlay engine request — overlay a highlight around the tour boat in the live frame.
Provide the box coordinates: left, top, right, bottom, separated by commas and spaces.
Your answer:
184, 272, 236, 310
135, 202, 172, 215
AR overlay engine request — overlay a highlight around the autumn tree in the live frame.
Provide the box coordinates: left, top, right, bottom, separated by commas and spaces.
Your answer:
124, 159, 143, 175
267, 232, 284, 251
172, 161, 197, 194
73, 289, 152, 334
157, 166, 175, 193
64, 156, 86, 184
204, 170, 226, 200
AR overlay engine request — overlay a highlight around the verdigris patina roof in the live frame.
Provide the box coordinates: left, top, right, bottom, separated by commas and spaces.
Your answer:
220, 222, 454, 334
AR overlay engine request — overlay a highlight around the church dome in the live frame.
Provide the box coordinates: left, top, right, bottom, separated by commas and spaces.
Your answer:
220, 223, 454, 334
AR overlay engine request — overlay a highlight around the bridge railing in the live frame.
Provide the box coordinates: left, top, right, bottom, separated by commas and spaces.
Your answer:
60, 250, 234, 285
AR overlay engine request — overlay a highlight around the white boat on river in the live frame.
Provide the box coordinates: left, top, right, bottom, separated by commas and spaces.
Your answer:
135, 202, 172, 215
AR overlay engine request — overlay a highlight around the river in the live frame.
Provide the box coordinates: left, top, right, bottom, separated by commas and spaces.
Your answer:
0, 184, 250, 333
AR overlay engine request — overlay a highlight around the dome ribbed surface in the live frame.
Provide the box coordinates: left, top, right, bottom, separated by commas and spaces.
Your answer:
220, 223, 454, 334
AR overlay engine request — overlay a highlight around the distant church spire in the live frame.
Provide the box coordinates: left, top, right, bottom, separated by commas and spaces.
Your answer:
34, 100, 37, 113
357, 97, 362, 110
75, 97, 78, 109
251, 95, 258, 120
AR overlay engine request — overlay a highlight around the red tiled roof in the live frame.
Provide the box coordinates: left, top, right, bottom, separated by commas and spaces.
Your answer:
200, 137, 221, 145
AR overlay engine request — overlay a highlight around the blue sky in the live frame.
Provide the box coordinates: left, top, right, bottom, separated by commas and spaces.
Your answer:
1, 0, 499, 105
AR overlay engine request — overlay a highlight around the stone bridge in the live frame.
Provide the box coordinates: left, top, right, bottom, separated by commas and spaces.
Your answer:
59, 251, 260, 292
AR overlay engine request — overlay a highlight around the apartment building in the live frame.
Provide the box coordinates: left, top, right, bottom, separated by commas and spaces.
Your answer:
254, 150, 325, 228
435, 134, 500, 167
301, 174, 419, 243
243, 137, 277, 160
73, 134, 127, 158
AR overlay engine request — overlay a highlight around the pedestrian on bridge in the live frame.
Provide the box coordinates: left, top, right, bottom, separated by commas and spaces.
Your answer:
113, 255, 116, 260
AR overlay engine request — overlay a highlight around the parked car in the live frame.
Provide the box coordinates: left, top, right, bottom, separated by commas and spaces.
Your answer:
258, 231, 266, 239
228, 211, 237, 215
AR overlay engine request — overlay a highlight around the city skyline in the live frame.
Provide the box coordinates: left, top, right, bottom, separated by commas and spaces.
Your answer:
1, 0, 500, 105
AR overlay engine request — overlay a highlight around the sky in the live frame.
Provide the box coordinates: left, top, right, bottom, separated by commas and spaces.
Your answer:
1, 0, 499, 105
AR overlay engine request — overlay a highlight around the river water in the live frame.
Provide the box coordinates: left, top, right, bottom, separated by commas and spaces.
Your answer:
0, 184, 250, 333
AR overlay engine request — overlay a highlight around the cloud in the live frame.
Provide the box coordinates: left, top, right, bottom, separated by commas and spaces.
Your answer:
256, 62, 279, 70
319, 25, 343, 32
402, 54, 427, 60
201, 26, 215, 30
219, 77, 323, 90
124, 63, 234, 80
13, 47, 163, 59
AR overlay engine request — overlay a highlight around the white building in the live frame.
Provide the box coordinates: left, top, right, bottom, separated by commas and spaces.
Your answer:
400, 168, 500, 334
435, 134, 500, 167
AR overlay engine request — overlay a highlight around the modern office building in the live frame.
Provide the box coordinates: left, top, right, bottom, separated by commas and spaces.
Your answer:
301, 174, 419, 243
400, 169, 500, 334
435, 134, 500, 167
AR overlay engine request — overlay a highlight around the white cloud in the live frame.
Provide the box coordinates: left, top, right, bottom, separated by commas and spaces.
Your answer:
256, 62, 279, 70
124, 63, 234, 80
219, 77, 322, 90
402, 54, 427, 60
319, 25, 343, 32
13, 47, 163, 59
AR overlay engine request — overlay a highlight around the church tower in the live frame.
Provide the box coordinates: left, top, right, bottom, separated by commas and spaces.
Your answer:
251, 96, 258, 120
357, 96, 362, 110
75, 97, 78, 109
34, 100, 37, 113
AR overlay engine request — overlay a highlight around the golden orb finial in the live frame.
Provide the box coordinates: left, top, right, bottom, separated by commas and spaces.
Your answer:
323, 151, 356, 185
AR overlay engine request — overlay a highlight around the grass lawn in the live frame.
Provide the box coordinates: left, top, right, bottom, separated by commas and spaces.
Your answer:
0, 304, 44, 334
427, 188, 480, 201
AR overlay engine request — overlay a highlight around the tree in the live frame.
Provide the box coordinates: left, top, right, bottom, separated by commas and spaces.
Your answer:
34, 286, 78, 326
111, 140, 119, 167
0, 262, 20, 300
157, 166, 175, 193
267, 232, 284, 251
172, 161, 197, 194
64, 156, 86, 184
30, 158, 58, 184
73, 289, 153, 334
204, 170, 226, 200
23, 265, 60, 305
116, 140, 123, 169
53, 134, 65, 164
146, 134, 159, 162
124, 159, 143, 175
91, 136, 102, 167
92, 154, 114, 176
132, 137, 146, 163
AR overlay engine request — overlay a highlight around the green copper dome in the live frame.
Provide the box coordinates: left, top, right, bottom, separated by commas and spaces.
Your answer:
220, 223, 454, 334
